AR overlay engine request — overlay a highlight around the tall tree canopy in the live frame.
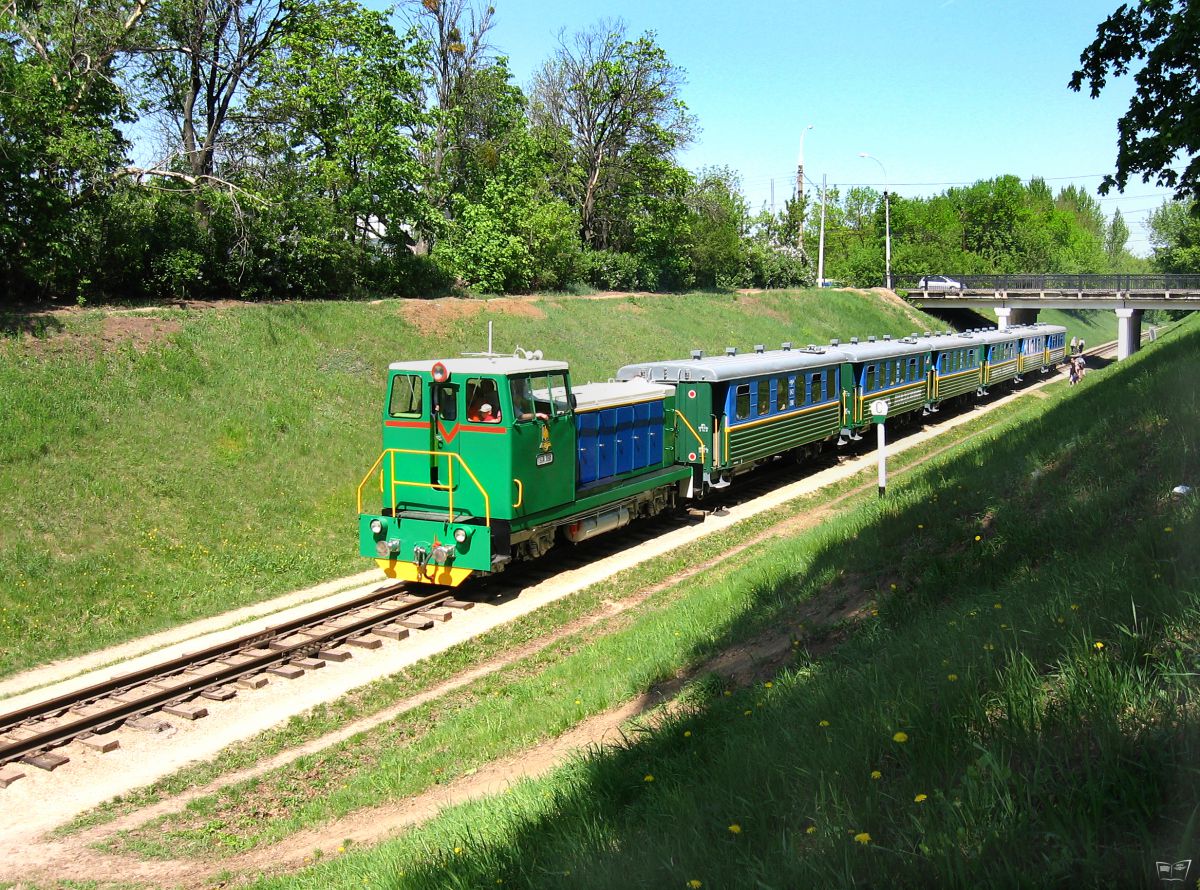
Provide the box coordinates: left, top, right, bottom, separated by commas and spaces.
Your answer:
530, 19, 695, 248
1070, 0, 1200, 202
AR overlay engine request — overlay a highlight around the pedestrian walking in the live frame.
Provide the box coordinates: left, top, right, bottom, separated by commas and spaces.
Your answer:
1076, 353, 1086, 378
1070, 336, 1078, 355
1068, 357, 1079, 386
1078, 338, 1085, 355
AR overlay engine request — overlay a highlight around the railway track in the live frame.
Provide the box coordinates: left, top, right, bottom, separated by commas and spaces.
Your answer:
0, 582, 473, 779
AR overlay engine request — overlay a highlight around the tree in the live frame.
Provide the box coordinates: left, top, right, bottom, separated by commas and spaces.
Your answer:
138, 0, 289, 181
244, 0, 432, 243
1105, 207, 1130, 263
0, 0, 146, 298
406, 0, 495, 214
1147, 199, 1200, 272
530, 19, 695, 247
1070, 1, 1200, 202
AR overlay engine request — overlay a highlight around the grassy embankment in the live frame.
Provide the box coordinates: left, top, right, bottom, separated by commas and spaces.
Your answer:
92, 324, 1198, 886
0, 290, 940, 678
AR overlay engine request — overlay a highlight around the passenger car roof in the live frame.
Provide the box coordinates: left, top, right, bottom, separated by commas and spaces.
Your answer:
617, 346, 848, 383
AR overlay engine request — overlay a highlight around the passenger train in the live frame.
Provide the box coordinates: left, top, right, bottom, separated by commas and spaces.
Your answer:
356, 323, 1067, 586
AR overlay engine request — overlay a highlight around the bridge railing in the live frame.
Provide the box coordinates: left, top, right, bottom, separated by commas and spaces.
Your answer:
899, 274, 1200, 291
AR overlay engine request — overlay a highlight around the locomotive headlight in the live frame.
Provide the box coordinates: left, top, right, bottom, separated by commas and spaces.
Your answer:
453, 528, 469, 545
370, 519, 384, 535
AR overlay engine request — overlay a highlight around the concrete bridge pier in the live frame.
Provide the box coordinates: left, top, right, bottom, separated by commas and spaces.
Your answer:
1115, 307, 1143, 360
993, 306, 1039, 330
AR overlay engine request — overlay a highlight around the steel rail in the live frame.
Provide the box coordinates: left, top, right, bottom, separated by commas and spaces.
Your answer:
0, 584, 451, 767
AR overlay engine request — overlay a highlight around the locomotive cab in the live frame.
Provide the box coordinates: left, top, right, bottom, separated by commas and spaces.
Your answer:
357, 356, 575, 586
357, 353, 691, 587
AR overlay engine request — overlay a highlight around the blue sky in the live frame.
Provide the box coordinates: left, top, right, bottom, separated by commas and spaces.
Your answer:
381, 0, 1173, 255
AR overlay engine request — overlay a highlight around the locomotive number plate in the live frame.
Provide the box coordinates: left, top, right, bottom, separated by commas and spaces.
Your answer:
536, 452, 554, 466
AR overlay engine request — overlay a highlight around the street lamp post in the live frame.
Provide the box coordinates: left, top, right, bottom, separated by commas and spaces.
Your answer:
858, 152, 892, 291
796, 124, 813, 253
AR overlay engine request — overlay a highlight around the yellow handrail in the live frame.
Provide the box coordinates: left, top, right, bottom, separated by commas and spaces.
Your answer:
513, 478, 524, 509
673, 410, 708, 465
356, 448, 491, 527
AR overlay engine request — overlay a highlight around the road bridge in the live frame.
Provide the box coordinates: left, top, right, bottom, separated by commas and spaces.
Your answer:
905, 274, 1200, 360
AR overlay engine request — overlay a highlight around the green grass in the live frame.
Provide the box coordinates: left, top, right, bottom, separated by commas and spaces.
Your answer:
0, 290, 942, 678
206, 321, 1200, 888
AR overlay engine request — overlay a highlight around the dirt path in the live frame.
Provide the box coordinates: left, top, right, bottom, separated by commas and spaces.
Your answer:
0, 352, 1105, 888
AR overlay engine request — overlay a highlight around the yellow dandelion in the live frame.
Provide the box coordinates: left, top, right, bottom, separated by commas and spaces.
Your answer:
993, 603, 1002, 609
806, 825, 817, 834
974, 535, 981, 541
724, 690, 732, 697
575, 699, 581, 704
688, 881, 703, 889
947, 673, 958, 682
728, 823, 742, 834
1070, 603, 1080, 611
871, 770, 882, 780
854, 832, 872, 845
764, 681, 773, 688
819, 719, 830, 727
1093, 641, 1105, 651
644, 774, 655, 782
1165, 526, 1174, 533
917, 523, 924, 529
893, 731, 909, 743
744, 708, 753, 715
338, 845, 345, 853
684, 730, 692, 738
454, 846, 463, 855
890, 583, 897, 590
914, 793, 928, 803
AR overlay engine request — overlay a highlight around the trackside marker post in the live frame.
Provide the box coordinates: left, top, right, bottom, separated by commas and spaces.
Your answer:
870, 399, 890, 497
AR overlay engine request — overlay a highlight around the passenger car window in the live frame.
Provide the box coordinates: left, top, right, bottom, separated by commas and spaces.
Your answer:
777, 377, 788, 411
757, 382, 770, 416
388, 374, 423, 417
735, 384, 750, 420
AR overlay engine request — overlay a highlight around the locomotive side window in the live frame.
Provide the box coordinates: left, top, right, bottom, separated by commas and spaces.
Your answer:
757, 381, 770, 416
735, 384, 750, 420
543, 372, 572, 414
435, 384, 458, 421
388, 374, 423, 417
865, 365, 876, 391
466, 378, 502, 423
510, 377, 536, 421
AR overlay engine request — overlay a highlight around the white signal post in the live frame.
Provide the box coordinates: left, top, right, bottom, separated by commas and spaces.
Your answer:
870, 399, 890, 496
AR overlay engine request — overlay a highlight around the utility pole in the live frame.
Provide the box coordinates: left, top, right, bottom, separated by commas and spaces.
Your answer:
796, 124, 813, 254
818, 174, 827, 286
